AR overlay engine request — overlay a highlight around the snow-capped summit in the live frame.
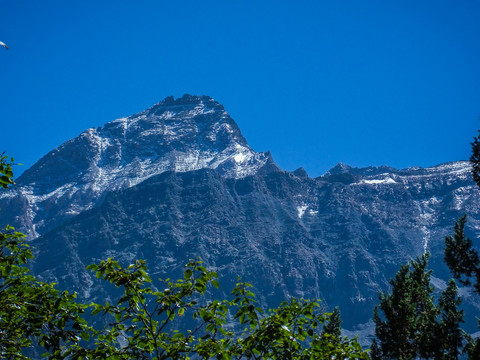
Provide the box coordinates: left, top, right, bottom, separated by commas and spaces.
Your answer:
1, 95, 272, 239
21, 94, 269, 187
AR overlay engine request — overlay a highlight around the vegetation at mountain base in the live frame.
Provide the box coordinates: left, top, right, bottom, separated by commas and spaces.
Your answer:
3, 125, 480, 359
0, 155, 368, 359
444, 215, 480, 295
470, 131, 480, 188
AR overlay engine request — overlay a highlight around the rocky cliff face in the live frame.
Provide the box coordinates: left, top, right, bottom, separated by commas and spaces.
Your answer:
1, 95, 479, 335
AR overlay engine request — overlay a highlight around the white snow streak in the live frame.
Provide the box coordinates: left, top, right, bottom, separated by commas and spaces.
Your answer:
297, 205, 308, 218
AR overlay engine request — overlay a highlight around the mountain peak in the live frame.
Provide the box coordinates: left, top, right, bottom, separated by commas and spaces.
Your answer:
141, 94, 225, 118
21, 94, 269, 188
292, 167, 309, 178
162, 94, 216, 105
324, 163, 398, 177
6, 95, 273, 239
325, 162, 353, 175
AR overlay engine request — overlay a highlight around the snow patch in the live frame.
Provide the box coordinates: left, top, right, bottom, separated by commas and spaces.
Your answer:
361, 178, 396, 185
234, 153, 247, 163
297, 205, 308, 218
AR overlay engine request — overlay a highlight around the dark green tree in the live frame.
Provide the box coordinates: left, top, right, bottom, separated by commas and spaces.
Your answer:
435, 279, 464, 360
322, 307, 341, 341
372, 256, 467, 360
444, 215, 480, 294
470, 130, 480, 187
464, 337, 480, 360
372, 254, 439, 360
369, 338, 382, 360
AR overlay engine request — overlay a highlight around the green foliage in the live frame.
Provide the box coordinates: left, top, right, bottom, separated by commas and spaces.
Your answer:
372, 254, 466, 360
0, 244, 369, 359
444, 215, 480, 294
322, 307, 342, 346
0, 152, 16, 189
0, 228, 91, 359
437, 279, 464, 359
76, 259, 368, 359
470, 130, 480, 188
464, 336, 480, 360
372, 254, 438, 359
0, 155, 91, 359
369, 338, 381, 360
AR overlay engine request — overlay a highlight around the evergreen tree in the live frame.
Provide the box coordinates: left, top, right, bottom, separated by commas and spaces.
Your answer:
369, 338, 382, 360
444, 215, 480, 294
372, 254, 439, 360
322, 307, 341, 340
470, 130, 480, 187
464, 336, 480, 360
436, 279, 465, 360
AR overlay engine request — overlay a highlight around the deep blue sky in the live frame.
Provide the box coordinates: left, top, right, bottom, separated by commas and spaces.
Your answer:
1, 1, 479, 177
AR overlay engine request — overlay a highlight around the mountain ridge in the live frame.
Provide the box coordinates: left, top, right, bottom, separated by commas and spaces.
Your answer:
1, 95, 479, 338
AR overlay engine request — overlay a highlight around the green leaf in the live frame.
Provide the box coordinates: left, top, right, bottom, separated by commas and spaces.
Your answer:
184, 268, 193, 281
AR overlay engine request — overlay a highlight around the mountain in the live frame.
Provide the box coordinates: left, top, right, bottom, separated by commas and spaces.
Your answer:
1, 95, 479, 337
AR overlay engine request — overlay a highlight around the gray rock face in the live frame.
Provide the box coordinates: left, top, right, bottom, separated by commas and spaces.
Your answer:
1, 95, 479, 335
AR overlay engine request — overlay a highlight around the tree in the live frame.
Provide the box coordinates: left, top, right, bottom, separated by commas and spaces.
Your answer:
322, 307, 341, 344
436, 279, 464, 360
0, 153, 15, 189
444, 215, 480, 294
444, 220, 480, 358
372, 255, 468, 360
371, 254, 461, 360
470, 130, 480, 188
0, 155, 91, 359
0, 228, 91, 359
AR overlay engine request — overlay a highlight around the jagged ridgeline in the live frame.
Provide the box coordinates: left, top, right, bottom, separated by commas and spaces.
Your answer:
1, 95, 479, 337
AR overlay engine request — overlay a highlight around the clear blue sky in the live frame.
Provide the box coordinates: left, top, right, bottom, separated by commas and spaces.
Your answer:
1, 1, 479, 177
